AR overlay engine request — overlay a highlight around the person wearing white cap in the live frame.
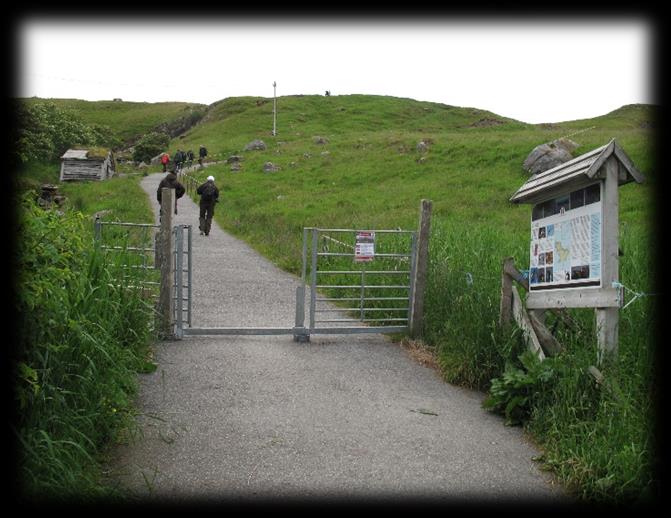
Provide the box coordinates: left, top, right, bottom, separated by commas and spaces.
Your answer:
195, 175, 219, 236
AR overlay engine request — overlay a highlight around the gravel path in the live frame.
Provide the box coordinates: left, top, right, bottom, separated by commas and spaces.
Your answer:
107, 172, 569, 504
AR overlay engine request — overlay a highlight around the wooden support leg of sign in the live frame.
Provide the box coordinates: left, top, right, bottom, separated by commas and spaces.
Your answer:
596, 156, 621, 365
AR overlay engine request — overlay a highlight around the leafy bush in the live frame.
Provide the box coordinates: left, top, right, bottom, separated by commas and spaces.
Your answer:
11, 100, 114, 164
14, 194, 155, 499
482, 350, 562, 426
132, 131, 170, 164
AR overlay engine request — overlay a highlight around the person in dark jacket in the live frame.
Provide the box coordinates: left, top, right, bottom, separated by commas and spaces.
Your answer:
198, 145, 208, 167
156, 170, 186, 215
196, 175, 219, 236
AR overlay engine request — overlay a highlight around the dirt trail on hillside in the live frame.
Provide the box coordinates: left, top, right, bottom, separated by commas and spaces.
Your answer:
106, 172, 568, 504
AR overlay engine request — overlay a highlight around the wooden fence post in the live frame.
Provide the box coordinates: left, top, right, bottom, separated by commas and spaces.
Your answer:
410, 199, 432, 338
157, 188, 175, 339
499, 257, 515, 326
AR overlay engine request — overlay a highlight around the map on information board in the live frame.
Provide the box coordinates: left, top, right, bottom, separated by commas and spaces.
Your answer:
529, 185, 602, 291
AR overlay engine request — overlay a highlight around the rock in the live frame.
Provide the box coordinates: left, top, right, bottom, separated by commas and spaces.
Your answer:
38, 184, 66, 208
230, 162, 242, 172
523, 138, 578, 175
313, 136, 329, 145
263, 161, 280, 173
93, 209, 113, 220
470, 117, 504, 127
416, 141, 429, 153
320, 151, 330, 156
244, 140, 266, 151
137, 161, 148, 169
227, 155, 243, 163
554, 138, 579, 153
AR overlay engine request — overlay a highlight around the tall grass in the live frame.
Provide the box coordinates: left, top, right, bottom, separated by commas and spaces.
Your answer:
424, 216, 658, 502
423, 220, 527, 388
523, 225, 658, 503
14, 193, 156, 501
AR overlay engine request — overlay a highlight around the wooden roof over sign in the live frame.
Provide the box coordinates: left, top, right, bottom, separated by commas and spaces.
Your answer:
510, 139, 645, 205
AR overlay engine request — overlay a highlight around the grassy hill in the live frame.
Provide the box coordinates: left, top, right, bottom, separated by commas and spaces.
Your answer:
173, 95, 655, 272
21, 97, 207, 145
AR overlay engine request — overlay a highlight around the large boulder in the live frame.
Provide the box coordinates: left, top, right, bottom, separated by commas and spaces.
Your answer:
523, 138, 578, 175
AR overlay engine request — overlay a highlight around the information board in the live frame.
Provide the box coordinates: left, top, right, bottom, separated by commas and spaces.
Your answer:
529, 184, 602, 291
354, 231, 375, 262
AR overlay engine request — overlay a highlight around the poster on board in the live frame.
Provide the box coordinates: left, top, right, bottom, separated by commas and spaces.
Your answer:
529, 185, 602, 290
355, 231, 375, 262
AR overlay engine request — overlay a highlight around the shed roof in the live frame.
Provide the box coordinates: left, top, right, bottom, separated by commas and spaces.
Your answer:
509, 139, 645, 204
61, 149, 89, 160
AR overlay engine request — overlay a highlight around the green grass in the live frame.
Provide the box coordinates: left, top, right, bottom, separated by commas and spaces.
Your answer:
15, 160, 155, 224
13, 156, 158, 500
14, 192, 157, 501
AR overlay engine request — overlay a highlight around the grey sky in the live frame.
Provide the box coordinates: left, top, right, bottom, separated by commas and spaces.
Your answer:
18, 18, 653, 124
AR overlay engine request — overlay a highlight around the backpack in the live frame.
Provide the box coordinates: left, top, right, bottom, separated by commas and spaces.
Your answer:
200, 182, 217, 202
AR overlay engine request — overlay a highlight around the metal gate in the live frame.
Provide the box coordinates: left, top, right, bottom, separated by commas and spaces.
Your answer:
94, 218, 192, 331
173, 224, 192, 330
298, 227, 418, 338
176, 226, 418, 341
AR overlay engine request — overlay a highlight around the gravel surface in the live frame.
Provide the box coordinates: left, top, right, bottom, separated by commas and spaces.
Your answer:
107, 172, 569, 505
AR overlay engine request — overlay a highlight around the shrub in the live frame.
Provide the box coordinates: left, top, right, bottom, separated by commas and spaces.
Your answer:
11, 100, 111, 164
132, 131, 170, 164
14, 193, 155, 499
482, 350, 562, 426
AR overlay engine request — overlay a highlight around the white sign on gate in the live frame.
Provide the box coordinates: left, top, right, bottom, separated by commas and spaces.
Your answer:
355, 231, 375, 262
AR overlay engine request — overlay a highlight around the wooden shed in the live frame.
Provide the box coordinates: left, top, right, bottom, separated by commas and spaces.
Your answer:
60, 148, 115, 182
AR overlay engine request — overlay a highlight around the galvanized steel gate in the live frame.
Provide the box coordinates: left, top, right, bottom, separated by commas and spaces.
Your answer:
297, 227, 417, 339
94, 218, 192, 332
177, 226, 418, 341
96, 218, 418, 341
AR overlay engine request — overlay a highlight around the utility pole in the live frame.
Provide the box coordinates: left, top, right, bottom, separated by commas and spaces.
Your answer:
272, 81, 277, 136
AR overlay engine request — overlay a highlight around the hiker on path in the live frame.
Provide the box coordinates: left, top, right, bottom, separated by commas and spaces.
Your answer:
186, 149, 194, 167
198, 145, 208, 167
174, 150, 184, 174
160, 152, 170, 172
156, 169, 186, 215
196, 175, 219, 236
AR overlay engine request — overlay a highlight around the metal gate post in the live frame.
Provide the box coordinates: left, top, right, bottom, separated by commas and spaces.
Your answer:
94, 216, 102, 242
309, 228, 319, 332
293, 227, 310, 342
187, 224, 193, 327
174, 225, 184, 339
293, 285, 310, 342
